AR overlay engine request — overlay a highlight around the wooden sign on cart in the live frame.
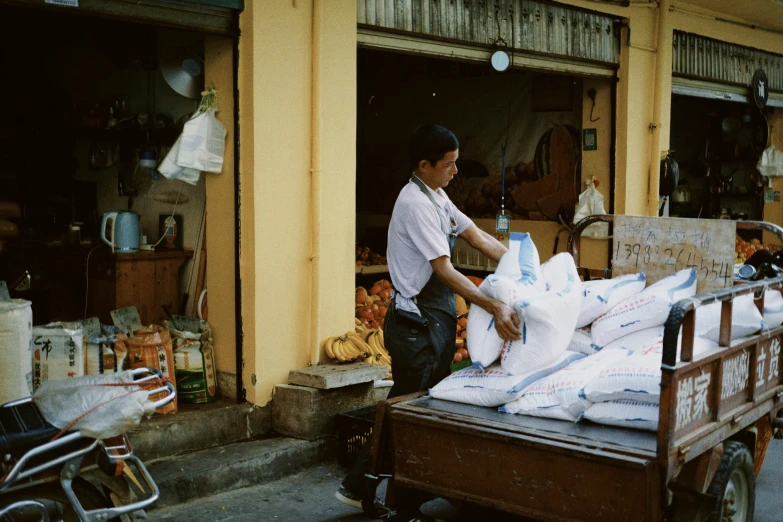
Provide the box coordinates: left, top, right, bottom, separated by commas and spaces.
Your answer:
611, 216, 735, 293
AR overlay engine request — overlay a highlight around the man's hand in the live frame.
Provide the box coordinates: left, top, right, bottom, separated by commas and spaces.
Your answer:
430, 256, 521, 341
491, 302, 522, 341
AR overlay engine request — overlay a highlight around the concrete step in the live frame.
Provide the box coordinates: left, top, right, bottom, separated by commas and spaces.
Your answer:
147, 436, 335, 509
128, 398, 271, 461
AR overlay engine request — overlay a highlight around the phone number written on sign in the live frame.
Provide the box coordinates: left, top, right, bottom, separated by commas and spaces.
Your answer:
613, 229, 733, 288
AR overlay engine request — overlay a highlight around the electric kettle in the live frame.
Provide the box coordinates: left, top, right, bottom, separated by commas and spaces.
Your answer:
101, 211, 140, 253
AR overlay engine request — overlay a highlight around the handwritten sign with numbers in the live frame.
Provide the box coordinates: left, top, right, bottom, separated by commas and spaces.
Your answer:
612, 216, 735, 293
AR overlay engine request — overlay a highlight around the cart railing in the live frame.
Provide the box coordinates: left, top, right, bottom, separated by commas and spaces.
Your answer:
569, 215, 783, 488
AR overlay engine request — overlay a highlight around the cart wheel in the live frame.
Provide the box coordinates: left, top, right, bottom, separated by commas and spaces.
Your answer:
360, 476, 386, 518
706, 441, 755, 522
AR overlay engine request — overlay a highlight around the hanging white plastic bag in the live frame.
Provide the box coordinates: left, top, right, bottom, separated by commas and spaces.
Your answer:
176, 106, 227, 173
159, 137, 201, 185
757, 145, 783, 177
573, 180, 609, 239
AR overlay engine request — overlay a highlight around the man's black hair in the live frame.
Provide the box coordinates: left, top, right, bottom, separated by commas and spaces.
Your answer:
409, 124, 459, 170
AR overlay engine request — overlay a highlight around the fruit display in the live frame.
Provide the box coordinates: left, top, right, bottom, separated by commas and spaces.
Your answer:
355, 280, 393, 329
453, 314, 469, 363
453, 293, 471, 365
355, 245, 387, 267
735, 235, 780, 264
322, 321, 392, 379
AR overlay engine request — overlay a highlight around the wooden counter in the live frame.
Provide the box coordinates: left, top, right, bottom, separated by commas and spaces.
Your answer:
85, 249, 193, 325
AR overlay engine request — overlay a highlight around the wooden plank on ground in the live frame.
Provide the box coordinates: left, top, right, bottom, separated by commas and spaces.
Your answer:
612, 216, 735, 293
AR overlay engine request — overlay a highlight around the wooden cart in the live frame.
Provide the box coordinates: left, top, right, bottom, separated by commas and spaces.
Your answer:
366, 216, 783, 522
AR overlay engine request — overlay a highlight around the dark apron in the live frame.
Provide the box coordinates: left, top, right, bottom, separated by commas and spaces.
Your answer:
384, 176, 458, 399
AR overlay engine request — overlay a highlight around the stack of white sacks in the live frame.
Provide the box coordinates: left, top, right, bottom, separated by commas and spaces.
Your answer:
431, 234, 779, 432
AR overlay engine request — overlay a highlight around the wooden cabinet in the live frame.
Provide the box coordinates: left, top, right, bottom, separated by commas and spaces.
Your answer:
86, 250, 193, 325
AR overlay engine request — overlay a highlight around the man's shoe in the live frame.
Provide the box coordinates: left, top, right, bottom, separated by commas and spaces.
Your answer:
335, 486, 362, 509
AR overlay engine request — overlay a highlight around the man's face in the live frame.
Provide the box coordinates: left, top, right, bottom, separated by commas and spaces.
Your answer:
424, 150, 459, 189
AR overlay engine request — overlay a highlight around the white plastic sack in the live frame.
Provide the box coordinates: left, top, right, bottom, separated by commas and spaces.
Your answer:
600, 325, 718, 359
584, 341, 665, 404
568, 327, 598, 356
465, 305, 505, 369
501, 253, 582, 375
501, 348, 631, 421
431, 351, 584, 407
33, 371, 157, 439
0, 299, 33, 403
176, 107, 227, 173
158, 137, 201, 185
573, 181, 609, 239
591, 269, 697, 348
581, 400, 659, 431
32, 325, 86, 391
757, 145, 783, 177
576, 273, 647, 328
467, 232, 544, 368
695, 293, 765, 343
764, 290, 783, 329
494, 232, 544, 287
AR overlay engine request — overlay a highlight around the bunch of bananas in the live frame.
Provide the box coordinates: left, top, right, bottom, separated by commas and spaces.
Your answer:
322, 321, 393, 379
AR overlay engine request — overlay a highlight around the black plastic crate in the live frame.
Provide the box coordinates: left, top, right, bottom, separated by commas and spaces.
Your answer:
336, 404, 377, 468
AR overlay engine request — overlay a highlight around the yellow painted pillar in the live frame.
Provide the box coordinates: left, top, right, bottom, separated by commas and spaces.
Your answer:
239, 1, 357, 405
203, 35, 237, 396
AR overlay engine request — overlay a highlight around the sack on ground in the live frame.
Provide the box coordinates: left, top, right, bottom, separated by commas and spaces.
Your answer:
0, 299, 33, 403
580, 400, 659, 432
695, 293, 764, 342
764, 290, 783, 329
576, 273, 646, 328
501, 253, 582, 375
591, 269, 697, 347
501, 348, 631, 420
166, 316, 218, 404
430, 351, 584, 408
31, 325, 85, 392
127, 325, 177, 414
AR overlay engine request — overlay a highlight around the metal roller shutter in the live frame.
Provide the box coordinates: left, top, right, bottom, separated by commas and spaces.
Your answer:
1, 0, 243, 36
357, 0, 620, 78
672, 31, 783, 107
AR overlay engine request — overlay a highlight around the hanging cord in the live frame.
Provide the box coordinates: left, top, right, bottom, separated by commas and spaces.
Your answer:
499, 13, 515, 216
83, 245, 103, 319
153, 183, 185, 248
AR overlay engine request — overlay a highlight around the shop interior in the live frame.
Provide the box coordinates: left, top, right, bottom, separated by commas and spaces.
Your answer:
668, 94, 772, 222
355, 48, 591, 276
0, 8, 208, 325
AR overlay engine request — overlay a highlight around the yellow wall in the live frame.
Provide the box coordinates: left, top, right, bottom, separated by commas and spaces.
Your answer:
203, 35, 238, 387
235, 0, 783, 406
239, 1, 356, 405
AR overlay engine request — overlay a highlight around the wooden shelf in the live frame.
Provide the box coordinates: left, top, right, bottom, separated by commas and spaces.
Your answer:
355, 264, 389, 275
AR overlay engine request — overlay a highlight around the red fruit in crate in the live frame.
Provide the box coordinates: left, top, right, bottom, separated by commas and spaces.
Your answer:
370, 284, 381, 295
453, 352, 463, 363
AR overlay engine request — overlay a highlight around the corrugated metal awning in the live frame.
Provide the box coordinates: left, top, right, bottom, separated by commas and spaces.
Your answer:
672, 31, 783, 93
2, 0, 242, 36
357, 0, 620, 77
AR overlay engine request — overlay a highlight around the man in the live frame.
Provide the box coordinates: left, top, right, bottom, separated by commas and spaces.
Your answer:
337, 124, 521, 520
